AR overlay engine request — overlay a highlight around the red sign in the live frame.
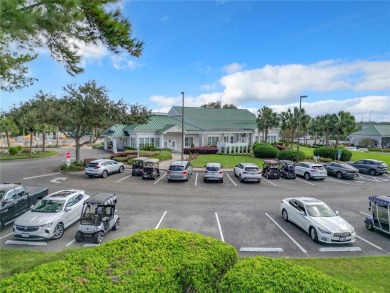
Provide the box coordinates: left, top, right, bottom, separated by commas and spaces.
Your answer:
65, 152, 71, 159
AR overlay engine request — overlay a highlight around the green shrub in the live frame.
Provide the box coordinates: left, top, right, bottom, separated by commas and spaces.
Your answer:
253, 145, 279, 158
218, 257, 359, 293
59, 162, 84, 172
114, 156, 134, 163
141, 145, 159, 151
313, 147, 352, 161
319, 157, 333, 163
20, 148, 30, 154
277, 149, 306, 162
8, 146, 20, 155
153, 151, 172, 161
92, 143, 104, 149
0, 229, 238, 293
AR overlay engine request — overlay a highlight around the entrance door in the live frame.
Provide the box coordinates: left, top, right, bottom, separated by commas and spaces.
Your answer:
171, 140, 176, 151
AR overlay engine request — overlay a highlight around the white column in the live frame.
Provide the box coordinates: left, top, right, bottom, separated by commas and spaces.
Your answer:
112, 138, 117, 154
104, 136, 108, 150
160, 134, 164, 148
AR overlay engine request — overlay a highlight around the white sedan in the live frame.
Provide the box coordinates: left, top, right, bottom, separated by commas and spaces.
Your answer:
13, 190, 90, 240
280, 197, 356, 243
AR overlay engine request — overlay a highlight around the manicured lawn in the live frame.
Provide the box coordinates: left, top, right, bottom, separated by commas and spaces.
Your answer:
0, 150, 59, 160
1, 248, 388, 293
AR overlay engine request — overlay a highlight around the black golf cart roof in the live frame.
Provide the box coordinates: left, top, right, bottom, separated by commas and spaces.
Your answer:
84, 193, 117, 205
369, 195, 390, 207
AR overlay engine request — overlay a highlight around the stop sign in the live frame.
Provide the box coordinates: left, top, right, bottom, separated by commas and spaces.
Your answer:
65, 152, 71, 159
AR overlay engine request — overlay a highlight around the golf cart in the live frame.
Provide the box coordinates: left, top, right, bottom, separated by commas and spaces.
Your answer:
365, 195, 390, 235
132, 157, 148, 176
142, 158, 160, 180
262, 159, 280, 179
279, 160, 296, 179
75, 193, 119, 244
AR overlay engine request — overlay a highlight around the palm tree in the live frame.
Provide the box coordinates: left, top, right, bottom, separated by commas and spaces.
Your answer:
0, 113, 19, 148
299, 113, 311, 145
334, 111, 356, 148
279, 107, 302, 149
318, 114, 337, 146
257, 107, 280, 143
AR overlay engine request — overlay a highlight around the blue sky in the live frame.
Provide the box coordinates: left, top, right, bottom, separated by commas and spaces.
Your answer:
1, 0, 390, 121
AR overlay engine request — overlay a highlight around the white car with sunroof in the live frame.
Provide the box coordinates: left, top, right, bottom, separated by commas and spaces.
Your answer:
13, 190, 90, 240
280, 197, 356, 243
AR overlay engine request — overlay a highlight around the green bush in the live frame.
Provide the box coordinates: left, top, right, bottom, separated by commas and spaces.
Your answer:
0, 229, 238, 293
20, 148, 30, 154
253, 145, 279, 158
313, 147, 352, 161
141, 145, 159, 151
59, 162, 84, 172
8, 146, 20, 155
153, 151, 172, 161
277, 149, 306, 162
92, 143, 104, 149
218, 257, 359, 293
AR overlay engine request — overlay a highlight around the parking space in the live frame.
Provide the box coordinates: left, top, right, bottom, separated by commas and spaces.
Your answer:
1, 155, 389, 258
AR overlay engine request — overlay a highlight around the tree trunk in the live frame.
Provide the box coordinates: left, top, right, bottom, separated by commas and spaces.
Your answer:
42, 132, 46, 152
335, 132, 340, 149
75, 138, 81, 163
5, 130, 11, 148
265, 128, 269, 143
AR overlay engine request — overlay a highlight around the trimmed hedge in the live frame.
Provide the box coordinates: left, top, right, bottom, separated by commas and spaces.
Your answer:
184, 146, 218, 154
0, 229, 237, 293
277, 149, 306, 162
253, 145, 279, 158
218, 257, 359, 293
313, 147, 352, 161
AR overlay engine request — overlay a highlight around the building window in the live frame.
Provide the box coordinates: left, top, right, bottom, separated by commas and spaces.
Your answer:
185, 137, 193, 147
207, 136, 219, 146
139, 137, 160, 148
131, 137, 136, 148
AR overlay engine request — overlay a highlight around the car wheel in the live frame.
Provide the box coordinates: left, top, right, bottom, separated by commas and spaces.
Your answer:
131, 171, 135, 176
102, 170, 108, 178
94, 231, 104, 243
203, 178, 207, 182
309, 227, 318, 242
365, 220, 374, 231
52, 223, 64, 239
282, 209, 289, 222
336, 172, 343, 179
239, 175, 243, 182
112, 219, 120, 231
304, 172, 311, 180
220, 179, 223, 183
75, 231, 84, 242
369, 169, 377, 176
234, 170, 237, 177
142, 176, 145, 180
0, 221, 3, 230
118, 166, 124, 173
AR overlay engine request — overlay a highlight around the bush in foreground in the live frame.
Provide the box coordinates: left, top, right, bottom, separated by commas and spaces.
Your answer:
313, 147, 352, 161
277, 149, 306, 162
218, 257, 359, 293
1, 229, 237, 293
253, 144, 279, 158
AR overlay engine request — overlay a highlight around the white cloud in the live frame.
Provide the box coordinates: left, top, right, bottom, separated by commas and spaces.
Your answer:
219, 59, 390, 104
222, 63, 245, 74
110, 54, 143, 70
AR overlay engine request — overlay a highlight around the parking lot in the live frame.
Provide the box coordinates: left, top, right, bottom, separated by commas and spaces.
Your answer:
1, 148, 389, 258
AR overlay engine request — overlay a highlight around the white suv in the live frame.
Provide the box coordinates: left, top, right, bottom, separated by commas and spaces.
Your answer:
294, 162, 327, 180
234, 163, 262, 183
203, 162, 223, 183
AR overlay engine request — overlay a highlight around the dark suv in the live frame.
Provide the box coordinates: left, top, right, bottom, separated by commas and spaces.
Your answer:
347, 159, 388, 176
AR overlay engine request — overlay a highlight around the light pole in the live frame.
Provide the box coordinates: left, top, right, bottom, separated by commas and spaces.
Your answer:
181, 91, 184, 161
296, 95, 308, 162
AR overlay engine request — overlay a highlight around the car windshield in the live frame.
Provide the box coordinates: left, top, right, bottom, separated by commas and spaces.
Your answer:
87, 163, 98, 168
312, 166, 325, 170
245, 167, 259, 172
306, 204, 336, 217
32, 199, 65, 213
207, 166, 221, 171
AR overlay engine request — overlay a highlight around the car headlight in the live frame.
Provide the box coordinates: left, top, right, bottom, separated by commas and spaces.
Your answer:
318, 227, 332, 234
39, 222, 53, 228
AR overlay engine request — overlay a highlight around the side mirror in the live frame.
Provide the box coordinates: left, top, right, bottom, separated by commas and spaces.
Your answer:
298, 211, 305, 216
65, 207, 72, 212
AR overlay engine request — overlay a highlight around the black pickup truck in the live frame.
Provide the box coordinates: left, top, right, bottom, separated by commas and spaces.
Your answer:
0, 183, 49, 230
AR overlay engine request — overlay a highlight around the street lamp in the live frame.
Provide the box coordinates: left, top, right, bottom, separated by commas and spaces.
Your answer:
296, 95, 308, 162
181, 91, 184, 161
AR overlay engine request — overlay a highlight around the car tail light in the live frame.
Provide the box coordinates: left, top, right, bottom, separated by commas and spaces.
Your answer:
243, 171, 248, 174
258, 171, 262, 174
95, 165, 100, 169
219, 170, 223, 174
310, 169, 318, 172
204, 170, 208, 173
167, 170, 171, 174
182, 171, 187, 175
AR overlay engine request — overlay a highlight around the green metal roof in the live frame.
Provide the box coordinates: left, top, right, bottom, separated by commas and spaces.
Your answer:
351, 125, 390, 137
169, 106, 257, 131
102, 124, 126, 137
123, 114, 202, 132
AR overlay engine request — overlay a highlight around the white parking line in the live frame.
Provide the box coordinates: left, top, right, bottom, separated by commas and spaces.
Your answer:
155, 211, 167, 229
226, 173, 237, 186
0, 232, 13, 240
262, 178, 277, 187
359, 211, 371, 216
215, 212, 225, 242
153, 173, 166, 184
265, 213, 309, 255
116, 174, 132, 183
66, 239, 76, 246
358, 175, 379, 182
326, 178, 350, 185
195, 172, 198, 186
23, 172, 60, 180
319, 247, 361, 252
5, 240, 47, 246
240, 247, 283, 252
296, 178, 315, 186
355, 235, 383, 250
